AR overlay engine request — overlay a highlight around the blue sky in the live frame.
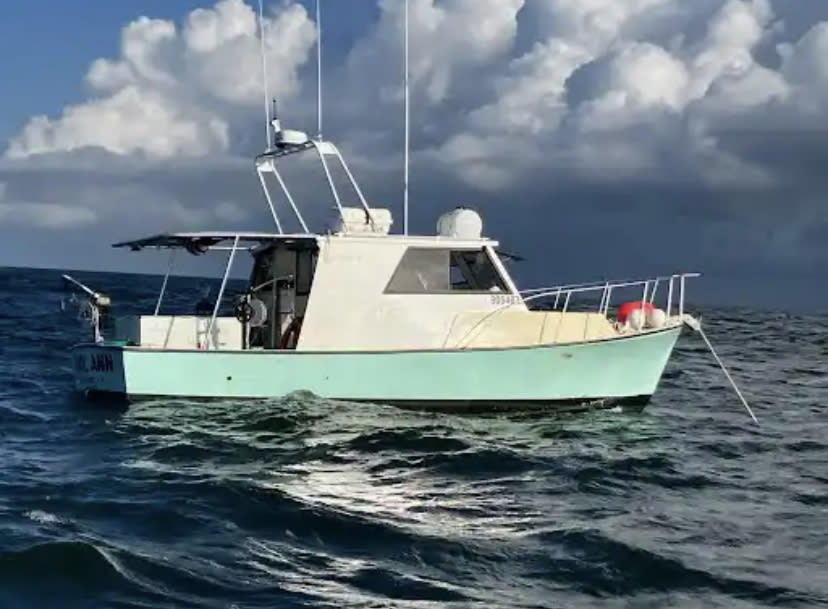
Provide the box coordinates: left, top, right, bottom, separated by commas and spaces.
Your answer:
1, 0, 827, 311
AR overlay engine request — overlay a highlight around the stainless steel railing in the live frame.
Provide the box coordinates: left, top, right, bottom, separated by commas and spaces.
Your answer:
520, 273, 701, 320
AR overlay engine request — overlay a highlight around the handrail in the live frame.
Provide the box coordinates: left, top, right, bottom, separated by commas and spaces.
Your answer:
521, 272, 701, 322
446, 271, 699, 349
520, 273, 701, 296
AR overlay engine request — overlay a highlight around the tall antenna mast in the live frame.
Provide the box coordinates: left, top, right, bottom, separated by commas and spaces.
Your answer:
403, 0, 410, 235
258, 0, 271, 148
316, 0, 323, 141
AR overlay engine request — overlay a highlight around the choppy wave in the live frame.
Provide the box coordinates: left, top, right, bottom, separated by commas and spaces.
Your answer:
0, 267, 827, 608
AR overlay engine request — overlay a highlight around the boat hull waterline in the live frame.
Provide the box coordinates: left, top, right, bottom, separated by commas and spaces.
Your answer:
70, 325, 682, 409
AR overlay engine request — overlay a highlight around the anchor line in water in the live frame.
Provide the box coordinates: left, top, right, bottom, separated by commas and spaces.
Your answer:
684, 316, 759, 426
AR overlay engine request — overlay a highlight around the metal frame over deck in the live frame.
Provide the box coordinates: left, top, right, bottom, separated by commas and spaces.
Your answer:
254, 118, 380, 236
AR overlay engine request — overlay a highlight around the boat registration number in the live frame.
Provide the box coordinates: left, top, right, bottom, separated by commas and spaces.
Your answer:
490, 294, 523, 306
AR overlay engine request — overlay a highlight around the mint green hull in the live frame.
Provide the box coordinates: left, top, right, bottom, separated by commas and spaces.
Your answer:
70, 327, 681, 406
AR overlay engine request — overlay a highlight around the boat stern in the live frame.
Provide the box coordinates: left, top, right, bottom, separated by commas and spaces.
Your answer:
70, 344, 128, 397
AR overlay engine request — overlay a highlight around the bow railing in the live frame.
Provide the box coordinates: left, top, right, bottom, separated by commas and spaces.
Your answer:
520, 273, 701, 320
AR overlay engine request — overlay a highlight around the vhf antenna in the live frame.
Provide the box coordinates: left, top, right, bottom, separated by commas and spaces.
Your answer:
258, 0, 271, 149
403, 0, 410, 235
316, 0, 323, 141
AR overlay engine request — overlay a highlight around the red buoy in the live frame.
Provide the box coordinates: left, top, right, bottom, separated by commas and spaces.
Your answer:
616, 301, 654, 323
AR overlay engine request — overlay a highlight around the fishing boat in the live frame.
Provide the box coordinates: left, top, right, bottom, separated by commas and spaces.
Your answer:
62, 110, 700, 409
61, 1, 756, 419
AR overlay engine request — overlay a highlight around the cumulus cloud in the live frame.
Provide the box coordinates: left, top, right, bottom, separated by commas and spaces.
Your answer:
5, 0, 316, 160
428, 0, 821, 190
8, 0, 828, 191
346, 0, 523, 105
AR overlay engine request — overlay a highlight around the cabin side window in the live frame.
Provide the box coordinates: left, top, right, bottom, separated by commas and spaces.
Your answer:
385, 247, 508, 294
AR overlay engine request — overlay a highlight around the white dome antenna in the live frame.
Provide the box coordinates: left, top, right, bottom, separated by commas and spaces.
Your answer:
437, 207, 483, 239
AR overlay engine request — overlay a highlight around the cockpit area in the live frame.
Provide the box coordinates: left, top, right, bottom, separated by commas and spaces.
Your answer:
244, 238, 319, 350
102, 232, 321, 352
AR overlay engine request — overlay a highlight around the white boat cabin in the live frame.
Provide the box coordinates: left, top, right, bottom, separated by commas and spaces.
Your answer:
251, 228, 524, 352
107, 203, 634, 353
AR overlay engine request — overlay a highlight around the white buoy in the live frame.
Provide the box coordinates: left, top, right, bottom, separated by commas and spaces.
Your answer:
627, 308, 645, 331
646, 308, 667, 329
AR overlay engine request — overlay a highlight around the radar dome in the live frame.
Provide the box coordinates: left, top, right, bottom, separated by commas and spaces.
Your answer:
437, 207, 483, 239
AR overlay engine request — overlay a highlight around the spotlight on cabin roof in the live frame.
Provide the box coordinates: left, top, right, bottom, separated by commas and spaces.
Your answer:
437, 207, 483, 240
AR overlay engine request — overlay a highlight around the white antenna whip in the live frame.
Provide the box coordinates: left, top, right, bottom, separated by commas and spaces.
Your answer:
258, 0, 271, 148
403, 0, 410, 235
316, 0, 323, 141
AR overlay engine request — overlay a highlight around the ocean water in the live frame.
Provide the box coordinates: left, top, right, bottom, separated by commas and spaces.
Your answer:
0, 266, 826, 609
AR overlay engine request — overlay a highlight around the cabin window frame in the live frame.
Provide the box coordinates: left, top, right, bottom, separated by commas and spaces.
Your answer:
384, 246, 510, 295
